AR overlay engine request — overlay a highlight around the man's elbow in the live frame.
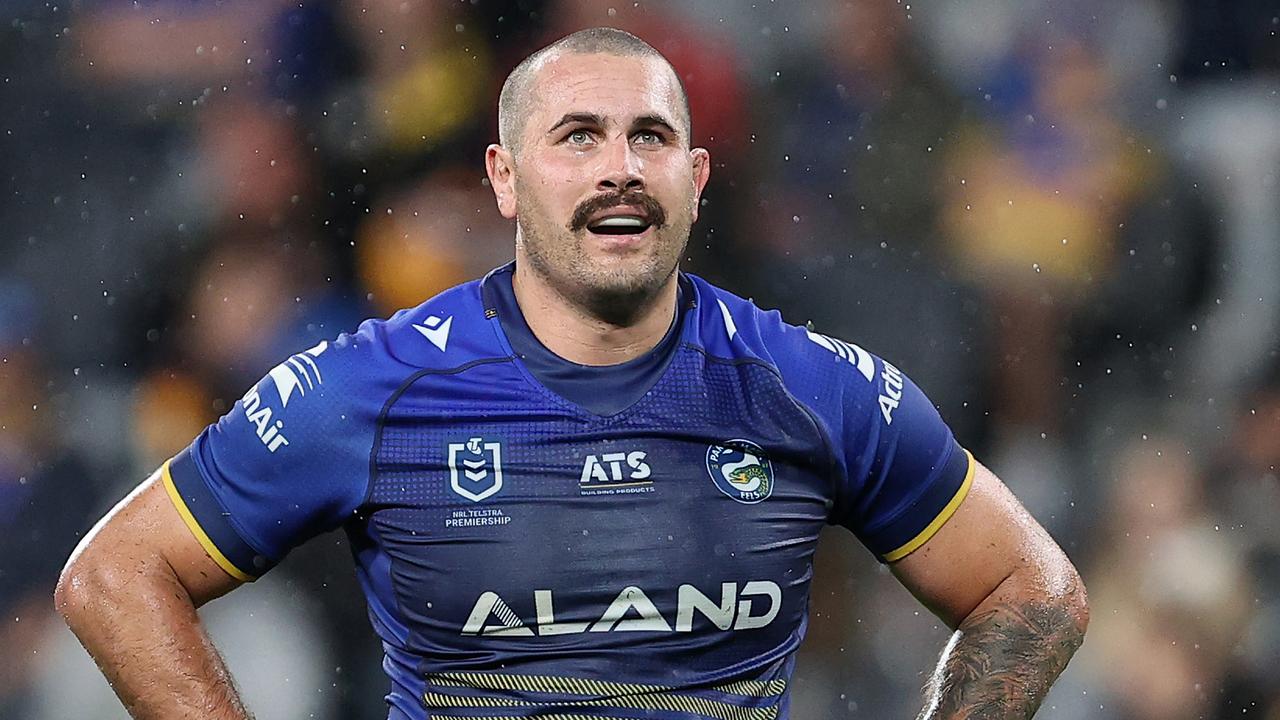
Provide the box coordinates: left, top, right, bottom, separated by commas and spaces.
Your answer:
1046, 557, 1089, 650
1065, 564, 1089, 639
1000, 550, 1089, 653
54, 538, 137, 634
55, 545, 105, 631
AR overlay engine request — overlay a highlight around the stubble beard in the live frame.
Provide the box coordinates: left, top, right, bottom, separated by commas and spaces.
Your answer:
517, 189, 693, 327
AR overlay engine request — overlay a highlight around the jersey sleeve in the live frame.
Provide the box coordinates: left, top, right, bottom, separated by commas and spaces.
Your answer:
162, 331, 378, 581
829, 352, 974, 562
766, 320, 974, 562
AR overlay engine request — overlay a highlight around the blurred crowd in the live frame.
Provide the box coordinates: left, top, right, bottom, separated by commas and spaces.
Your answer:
2, 0, 1279, 718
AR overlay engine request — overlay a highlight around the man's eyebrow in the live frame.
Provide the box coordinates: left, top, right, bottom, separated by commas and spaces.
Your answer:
546, 112, 604, 134
632, 114, 679, 137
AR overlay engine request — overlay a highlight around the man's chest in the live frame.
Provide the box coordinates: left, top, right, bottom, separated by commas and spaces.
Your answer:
355, 358, 835, 665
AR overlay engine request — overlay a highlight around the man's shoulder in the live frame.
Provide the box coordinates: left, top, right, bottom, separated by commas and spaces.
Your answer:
350, 276, 508, 372
687, 275, 871, 375
686, 274, 890, 419
248, 278, 505, 418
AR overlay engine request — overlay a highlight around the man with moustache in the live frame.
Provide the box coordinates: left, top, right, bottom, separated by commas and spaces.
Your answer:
57, 28, 1087, 720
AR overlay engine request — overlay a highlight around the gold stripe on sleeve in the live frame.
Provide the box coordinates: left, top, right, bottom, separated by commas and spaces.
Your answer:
882, 448, 976, 563
160, 459, 256, 583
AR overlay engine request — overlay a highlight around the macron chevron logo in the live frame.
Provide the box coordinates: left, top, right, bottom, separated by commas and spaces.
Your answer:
414, 314, 453, 352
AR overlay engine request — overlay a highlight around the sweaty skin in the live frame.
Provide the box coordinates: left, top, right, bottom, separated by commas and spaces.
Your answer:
56, 471, 250, 720
893, 461, 1089, 719
57, 40, 1086, 720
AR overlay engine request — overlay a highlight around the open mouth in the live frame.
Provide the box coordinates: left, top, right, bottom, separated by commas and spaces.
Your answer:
586, 215, 652, 236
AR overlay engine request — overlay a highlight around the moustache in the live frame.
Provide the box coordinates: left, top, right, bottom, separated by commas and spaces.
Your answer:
569, 191, 668, 233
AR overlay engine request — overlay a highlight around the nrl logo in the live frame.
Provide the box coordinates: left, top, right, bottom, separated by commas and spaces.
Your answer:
448, 437, 504, 502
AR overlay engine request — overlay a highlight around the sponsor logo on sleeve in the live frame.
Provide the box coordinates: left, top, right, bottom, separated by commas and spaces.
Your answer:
805, 330, 875, 382
239, 341, 328, 453
878, 361, 904, 425
806, 330, 906, 426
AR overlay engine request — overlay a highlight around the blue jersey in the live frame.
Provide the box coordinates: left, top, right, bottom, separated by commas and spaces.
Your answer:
164, 264, 973, 720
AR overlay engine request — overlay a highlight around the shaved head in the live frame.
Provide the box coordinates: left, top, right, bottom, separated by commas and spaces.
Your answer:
497, 27, 691, 155
483, 27, 712, 330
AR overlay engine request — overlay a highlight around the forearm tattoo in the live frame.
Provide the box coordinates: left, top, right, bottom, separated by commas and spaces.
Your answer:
919, 595, 1087, 719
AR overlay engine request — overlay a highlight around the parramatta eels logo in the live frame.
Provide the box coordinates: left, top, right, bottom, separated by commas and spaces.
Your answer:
706, 440, 774, 504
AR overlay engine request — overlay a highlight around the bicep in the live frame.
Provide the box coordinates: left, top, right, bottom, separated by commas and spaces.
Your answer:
66, 469, 242, 607
888, 458, 1075, 629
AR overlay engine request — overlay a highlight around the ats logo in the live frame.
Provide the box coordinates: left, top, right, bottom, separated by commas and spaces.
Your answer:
240, 340, 327, 453
579, 450, 653, 495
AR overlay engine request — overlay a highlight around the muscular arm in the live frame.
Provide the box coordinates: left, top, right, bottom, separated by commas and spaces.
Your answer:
892, 459, 1089, 719
54, 469, 252, 719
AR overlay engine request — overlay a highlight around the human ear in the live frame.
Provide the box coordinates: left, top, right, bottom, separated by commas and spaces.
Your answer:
689, 147, 711, 223
485, 144, 518, 219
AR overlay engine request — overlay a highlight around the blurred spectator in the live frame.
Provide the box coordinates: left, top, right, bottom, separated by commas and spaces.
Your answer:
192, 96, 316, 229
940, 38, 1149, 433
0, 287, 102, 717
1175, 80, 1280, 422
1073, 434, 1252, 720
357, 166, 513, 317
317, 0, 492, 163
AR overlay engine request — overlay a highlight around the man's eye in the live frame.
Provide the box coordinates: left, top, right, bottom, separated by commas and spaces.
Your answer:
634, 131, 663, 145
567, 130, 593, 145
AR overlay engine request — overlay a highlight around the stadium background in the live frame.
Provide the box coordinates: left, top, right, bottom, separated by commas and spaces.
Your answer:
2, 0, 1279, 717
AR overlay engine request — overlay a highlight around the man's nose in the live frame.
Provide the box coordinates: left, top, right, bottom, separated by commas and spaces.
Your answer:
596, 137, 645, 193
